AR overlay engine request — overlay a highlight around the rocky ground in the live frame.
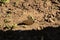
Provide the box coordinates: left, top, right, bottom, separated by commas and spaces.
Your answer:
0, 0, 60, 31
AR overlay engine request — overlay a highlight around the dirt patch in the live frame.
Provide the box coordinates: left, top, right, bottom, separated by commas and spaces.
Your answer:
0, 0, 60, 31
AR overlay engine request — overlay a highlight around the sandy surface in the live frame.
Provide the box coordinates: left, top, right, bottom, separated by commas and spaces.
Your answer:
0, 0, 60, 31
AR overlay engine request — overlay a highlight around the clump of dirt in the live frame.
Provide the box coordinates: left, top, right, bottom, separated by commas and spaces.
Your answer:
0, 0, 60, 31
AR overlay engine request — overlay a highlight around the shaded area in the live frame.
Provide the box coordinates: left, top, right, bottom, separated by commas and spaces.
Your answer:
0, 26, 60, 40
43, 26, 60, 40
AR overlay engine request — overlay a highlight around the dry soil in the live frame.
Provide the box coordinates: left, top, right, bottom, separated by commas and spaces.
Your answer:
0, 0, 60, 31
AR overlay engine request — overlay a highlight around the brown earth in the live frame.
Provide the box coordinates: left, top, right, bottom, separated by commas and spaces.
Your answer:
0, 0, 60, 31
